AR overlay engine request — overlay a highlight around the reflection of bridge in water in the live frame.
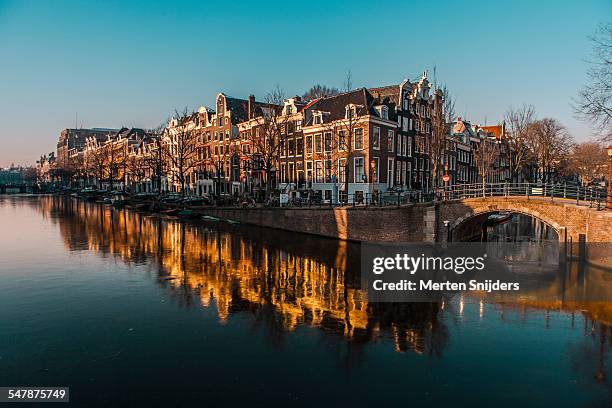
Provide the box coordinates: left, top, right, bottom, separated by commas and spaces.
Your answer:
28, 196, 611, 355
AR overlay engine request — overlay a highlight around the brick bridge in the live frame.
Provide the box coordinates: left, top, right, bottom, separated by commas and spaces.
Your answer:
437, 197, 611, 243
201, 196, 612, 244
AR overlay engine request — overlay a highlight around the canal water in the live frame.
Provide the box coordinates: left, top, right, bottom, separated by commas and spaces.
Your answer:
0, 196, 610, 407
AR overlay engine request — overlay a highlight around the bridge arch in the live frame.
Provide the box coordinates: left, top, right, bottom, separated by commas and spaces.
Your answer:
439, 199, 568, 242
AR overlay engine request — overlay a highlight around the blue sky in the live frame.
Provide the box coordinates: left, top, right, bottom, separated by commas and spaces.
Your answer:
0, 0, 610, 166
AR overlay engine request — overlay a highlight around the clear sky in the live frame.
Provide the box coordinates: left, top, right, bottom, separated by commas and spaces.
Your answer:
0, 0, 609, 167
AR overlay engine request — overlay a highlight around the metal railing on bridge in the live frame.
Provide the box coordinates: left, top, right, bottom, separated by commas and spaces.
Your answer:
436, 182, 607, 209
275, 182, 607, 209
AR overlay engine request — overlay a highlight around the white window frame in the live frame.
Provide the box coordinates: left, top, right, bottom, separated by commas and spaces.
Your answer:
354, 157, 365, 183
354, 128, 364, 150
387, 130, 394, 153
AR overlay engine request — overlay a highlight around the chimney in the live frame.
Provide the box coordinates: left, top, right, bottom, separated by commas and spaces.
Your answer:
248, 95, 255, 119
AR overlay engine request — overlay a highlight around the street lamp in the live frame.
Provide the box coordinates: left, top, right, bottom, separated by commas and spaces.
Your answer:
607, 146, 612, 211
443, 220, 450, 245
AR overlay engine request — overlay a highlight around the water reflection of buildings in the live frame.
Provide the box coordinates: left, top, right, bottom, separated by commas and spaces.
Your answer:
32, 197, 611, 369
38, 197, 444, 355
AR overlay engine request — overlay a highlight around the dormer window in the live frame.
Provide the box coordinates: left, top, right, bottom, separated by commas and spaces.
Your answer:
286, 105, 293, 115
345, 105, 358, 119
380, 106, 389, 120
313, 112, 323, 125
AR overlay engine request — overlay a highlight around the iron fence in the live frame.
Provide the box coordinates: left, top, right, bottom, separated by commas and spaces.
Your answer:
275, 182, 607, 209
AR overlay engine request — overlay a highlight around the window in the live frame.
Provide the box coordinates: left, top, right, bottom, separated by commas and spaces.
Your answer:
354, 128, 363, 150
402, 135, 407, 156
338, 130, 347, 150
324, 132, 332, 153
387, 158, 394, 187
315, 134, 322, 153
324, 189, 332, 202
397, 135, 402, 156
380, 106, 389, 120
407, 136, 412, 157
325, 159, 332, 182
403, 99, 409, 110
288, 139, 295, 156
401, 161, 407, 186
396, 163, 401, 184
286, 105, 293, 115
313, 113, 322, 125
306, 161, 313, 181
373, 127, 380, 150
306, 135, 313, 154
346, 105, 357, 119
387, 130, 394, 152
288, 162, 295, 182
406, 161, 411, 185
296, 137, 303, 156
225, 117, 229, 125
315, 161, 323, 182
338, 159, 346, 183
296, 120, 302, 130
354, 157, 365, 182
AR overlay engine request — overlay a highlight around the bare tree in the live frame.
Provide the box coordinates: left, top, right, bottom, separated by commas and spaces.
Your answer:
162, 109, 201, 196
504, 104, 537, 182
326, 100, 368, 202
52, 154, 77, 187
86, 144, 107, 190
104, 138, 128, 191
126, 153, 147, 192
527, 118, 574, 183
429, 86, 455, 191
344, 69, 353, 92
143, 125, 167, 193
242, 86, 289, 199
569, 141, 608, 186
72, 154, 88, 187
302, 84, 340, 101
575, 23, 612, 142
202, 135, 238, 197
473, 137, 500, 197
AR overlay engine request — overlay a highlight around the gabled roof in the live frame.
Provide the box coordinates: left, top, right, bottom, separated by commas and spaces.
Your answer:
305, 88, 373, 121
224, 96, 280, 122
368, 85, 400, 104
302, 87, 398, 124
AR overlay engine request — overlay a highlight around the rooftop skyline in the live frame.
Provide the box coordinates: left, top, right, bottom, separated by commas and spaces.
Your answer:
0, 0, 609, 167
